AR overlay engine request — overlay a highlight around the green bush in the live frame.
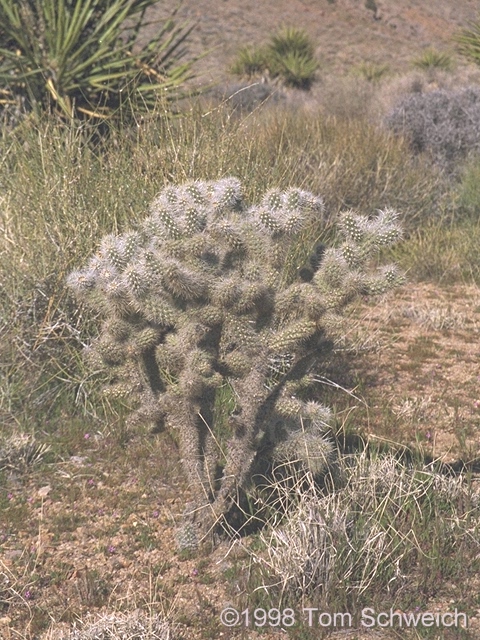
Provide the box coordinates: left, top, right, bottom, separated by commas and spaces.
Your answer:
455, 15, 480, 66
0, 0, 195, 121
412, 48, 454, 71
231, 26, 318, 89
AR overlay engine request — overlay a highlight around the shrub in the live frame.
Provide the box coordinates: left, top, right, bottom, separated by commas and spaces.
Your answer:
455, 15, 480, 66
67, 177, 403, 545
411, 48, 454, 71
0, 0, 195, 121
385, 86, 480, 171
231, 26, 318, 89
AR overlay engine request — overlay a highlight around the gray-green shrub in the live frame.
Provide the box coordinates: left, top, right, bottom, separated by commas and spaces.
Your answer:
67, 177, 403, 544
385, 87, 480, 171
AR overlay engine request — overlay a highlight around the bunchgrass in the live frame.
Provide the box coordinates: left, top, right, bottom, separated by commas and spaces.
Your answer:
456, 156, 480, 218
351, 61, 390, 82
249, 450, 480, 618
388, 215, 480, 284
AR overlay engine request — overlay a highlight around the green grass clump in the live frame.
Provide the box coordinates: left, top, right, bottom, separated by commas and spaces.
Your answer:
456, 157, 480, 217
455, 14, 480, 66
390, 216, 480, 284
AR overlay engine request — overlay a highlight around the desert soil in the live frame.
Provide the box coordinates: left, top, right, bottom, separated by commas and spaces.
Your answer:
147, 0, 479, 86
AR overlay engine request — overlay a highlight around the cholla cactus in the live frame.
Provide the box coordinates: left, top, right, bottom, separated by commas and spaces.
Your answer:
68, 178, 403, 542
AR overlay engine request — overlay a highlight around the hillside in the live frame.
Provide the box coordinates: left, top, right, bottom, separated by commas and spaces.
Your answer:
148, 0, 480, 87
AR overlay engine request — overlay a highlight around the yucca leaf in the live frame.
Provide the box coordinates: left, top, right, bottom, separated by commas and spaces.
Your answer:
0, 0, 196, 120
61, 0, 97, 59
455, 18, 480, 64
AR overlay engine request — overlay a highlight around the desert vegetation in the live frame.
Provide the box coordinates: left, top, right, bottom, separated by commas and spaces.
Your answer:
1, 2, 480, 639
230, 26, 318, 88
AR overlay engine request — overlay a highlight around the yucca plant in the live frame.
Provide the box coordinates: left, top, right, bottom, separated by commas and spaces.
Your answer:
455, 16, 480, 66
231, 27, 318, 89
412, 48, 454, 71
270, 51, 318, 89
267, 26, 318, 88
268, 26, 315, 60
230, 45, 269, 78
0, 0, 195, 121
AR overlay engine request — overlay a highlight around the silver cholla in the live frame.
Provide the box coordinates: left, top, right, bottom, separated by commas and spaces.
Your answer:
68, 178, 403, 543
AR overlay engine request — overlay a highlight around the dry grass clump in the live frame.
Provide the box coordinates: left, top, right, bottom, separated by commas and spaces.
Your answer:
0, 432, 50, 472
43, 611, 173, 640
256, 451, 480, 606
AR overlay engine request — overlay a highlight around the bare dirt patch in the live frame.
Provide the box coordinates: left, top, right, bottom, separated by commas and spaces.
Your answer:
331, 282, 480, 464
